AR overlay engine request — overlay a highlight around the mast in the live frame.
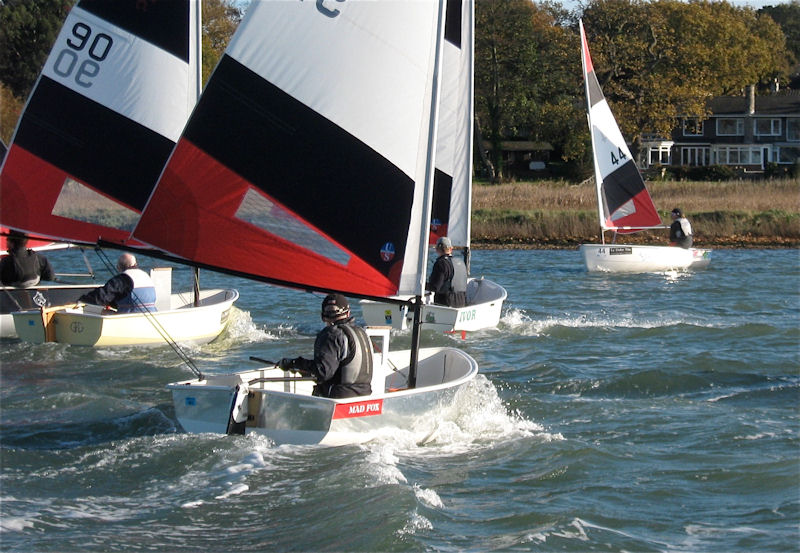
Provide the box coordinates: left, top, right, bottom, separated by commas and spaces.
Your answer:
410, 0, 447, 388
580, 20, 606, 241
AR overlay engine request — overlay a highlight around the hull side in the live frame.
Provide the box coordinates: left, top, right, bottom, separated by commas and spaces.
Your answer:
1, 284, 101, 338
580, 244, 711, 273
12, 289, 238, 346
360, 278, 507, 331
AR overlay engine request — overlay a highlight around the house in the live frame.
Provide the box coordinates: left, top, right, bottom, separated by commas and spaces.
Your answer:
641, 86, 800, 174
480, 140, 554, 178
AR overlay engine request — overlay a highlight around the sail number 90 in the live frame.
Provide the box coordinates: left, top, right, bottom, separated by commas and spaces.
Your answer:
53, 22, 113, 88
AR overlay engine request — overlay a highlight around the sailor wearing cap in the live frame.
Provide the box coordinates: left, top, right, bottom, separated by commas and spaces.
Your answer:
279, 293, 372, 398
669, 208, 694, 249
425, 236, 467, 307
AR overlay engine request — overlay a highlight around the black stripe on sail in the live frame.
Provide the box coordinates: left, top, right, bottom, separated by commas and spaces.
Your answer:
601, 159, 646, 215
184, 55, 415, 278
586, 71, 604, 108
431, 169, 453, 229
14, 77, 175, 210
77, 0, 190, 62
444, 0, 462, 47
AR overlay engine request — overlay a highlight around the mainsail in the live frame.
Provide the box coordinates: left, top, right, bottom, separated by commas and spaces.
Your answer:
580, 20, 661, 233
0, 0, 201, 245
134, 0, 445, 298
429, 0, 474, 249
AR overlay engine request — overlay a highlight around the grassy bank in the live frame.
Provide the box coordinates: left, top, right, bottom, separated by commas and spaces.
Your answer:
471, 178, 800, 248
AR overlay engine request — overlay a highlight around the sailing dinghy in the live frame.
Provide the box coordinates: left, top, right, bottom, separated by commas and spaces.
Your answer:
0, 0, 238, 344
578, 20, 711, 273
360, 0, 507, 333
134, 0, 481, 446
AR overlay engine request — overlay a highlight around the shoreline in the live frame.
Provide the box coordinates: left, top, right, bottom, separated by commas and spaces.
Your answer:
470, 236, 800, 250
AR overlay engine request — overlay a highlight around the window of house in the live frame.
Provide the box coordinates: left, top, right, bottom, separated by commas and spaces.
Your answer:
777, 146, 800, 164
713, 145, 763, 165
682, 119, 704, 136
716, 118, 744, 136
787, 118, 800, 142
647, 145, 671, 165
754, 118, 781, 136
680, 146, 709, 166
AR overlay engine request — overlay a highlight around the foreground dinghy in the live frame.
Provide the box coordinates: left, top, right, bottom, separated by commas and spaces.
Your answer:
130, 0, 483, 444
578, 20, 711, 273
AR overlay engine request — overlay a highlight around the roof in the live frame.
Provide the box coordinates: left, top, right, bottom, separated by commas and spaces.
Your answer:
708, 94, 800, 116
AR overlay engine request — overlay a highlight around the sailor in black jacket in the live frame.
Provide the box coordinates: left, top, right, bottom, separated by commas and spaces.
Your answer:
280, 293, 372, 398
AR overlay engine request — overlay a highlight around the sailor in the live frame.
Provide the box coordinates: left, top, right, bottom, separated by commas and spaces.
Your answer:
669, 208, 694, 249
279, 293, 372, 398
426, 236, 467, 307
78, 253, 157, 313
0, 230, 55, 287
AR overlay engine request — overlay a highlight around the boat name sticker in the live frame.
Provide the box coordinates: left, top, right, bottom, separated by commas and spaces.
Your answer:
609, 247, 633, 255
333, 399, 384, 419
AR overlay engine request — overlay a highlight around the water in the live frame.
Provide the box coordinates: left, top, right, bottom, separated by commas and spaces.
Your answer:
1, 248, 798, 552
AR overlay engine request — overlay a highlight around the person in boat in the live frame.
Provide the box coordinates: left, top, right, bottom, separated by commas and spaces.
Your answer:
0, 230, 55, 287
669, 208, 694, 249
425, 236, 467, 307
77, 253, 157, 313
279, 293, 372, 398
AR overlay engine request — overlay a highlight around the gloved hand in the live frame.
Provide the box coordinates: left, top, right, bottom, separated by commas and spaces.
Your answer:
278, 357, 297, 371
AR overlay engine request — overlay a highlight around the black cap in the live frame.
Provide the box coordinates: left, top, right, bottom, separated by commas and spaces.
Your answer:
321, 293, 350, 321
671, 208, 683, 217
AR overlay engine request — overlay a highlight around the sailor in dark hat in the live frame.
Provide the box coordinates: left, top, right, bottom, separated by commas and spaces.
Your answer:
669, 208, 694, 249
279, 293, 372, 398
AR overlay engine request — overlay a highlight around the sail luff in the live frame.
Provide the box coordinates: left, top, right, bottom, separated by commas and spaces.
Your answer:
580, 20, 611, 231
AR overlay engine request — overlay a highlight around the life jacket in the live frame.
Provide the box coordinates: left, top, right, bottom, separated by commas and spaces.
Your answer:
679, 217, 693, 238
116, 268, 157, 313
338, 323, 373, 389
446, 255, 468, 307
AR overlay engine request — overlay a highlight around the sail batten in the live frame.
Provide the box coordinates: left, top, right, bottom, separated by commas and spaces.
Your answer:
580, 20, 661, 234
134, 1, 445, 298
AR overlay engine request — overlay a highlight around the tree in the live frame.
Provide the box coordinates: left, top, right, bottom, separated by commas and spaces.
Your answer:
202, 0, 244, 84
475, 0, 539, 181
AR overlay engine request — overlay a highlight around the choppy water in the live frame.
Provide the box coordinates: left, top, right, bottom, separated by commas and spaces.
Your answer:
1, 247, 798, 552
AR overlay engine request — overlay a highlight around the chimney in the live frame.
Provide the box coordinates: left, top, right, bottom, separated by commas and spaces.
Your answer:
747, 84, 755, 115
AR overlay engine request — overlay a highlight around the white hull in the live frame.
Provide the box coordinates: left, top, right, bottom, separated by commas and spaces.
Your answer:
580, 244, 711, 273
168, 328, 479, 446
12, 289, 238, 346
1, 284, 101, 338
360, 277, 507, 332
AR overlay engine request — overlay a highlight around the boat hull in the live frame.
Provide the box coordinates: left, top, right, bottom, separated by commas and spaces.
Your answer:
580, 244, 711, 273
12, 289, 238, 346
360, 277, 507, 332
1, 284, 100, 338
168, 341, 479, 446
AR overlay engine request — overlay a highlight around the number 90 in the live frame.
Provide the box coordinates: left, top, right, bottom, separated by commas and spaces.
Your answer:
53, 22, 113, 88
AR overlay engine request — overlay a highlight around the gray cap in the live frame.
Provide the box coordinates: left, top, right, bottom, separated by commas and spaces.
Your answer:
436, 236, 452, 249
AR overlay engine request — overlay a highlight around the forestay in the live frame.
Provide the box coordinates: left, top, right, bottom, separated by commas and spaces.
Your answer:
0, 0, 200, 245
134, 1, 442, 298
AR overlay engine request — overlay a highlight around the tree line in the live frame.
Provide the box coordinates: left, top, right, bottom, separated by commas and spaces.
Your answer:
1, 0, 798, 181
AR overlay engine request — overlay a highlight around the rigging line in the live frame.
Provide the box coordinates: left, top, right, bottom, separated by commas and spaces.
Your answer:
93, 246, 203, 379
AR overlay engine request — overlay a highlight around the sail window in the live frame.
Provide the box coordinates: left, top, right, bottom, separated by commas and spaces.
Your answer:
235, 188, 351, 267
51, 178, 139, 230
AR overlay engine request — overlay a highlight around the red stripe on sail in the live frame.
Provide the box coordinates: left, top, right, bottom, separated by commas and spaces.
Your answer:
581, 24, 594, 74
0, 146, 137, 245
135, 140, 401, 296
605, 188, 662, 234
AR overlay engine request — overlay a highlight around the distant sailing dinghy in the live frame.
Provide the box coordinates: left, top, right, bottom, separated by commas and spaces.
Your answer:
0, 0, 238, 344
578, 20, 711, 273
136, 0, 481, 445
361, 0, 506, 333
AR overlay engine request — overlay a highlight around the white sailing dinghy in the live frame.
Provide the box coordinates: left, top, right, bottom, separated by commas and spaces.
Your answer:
133, 0, 480, 446
578, 20, 711, 273
0, 0, 238, 345
361, 0, 507, 334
